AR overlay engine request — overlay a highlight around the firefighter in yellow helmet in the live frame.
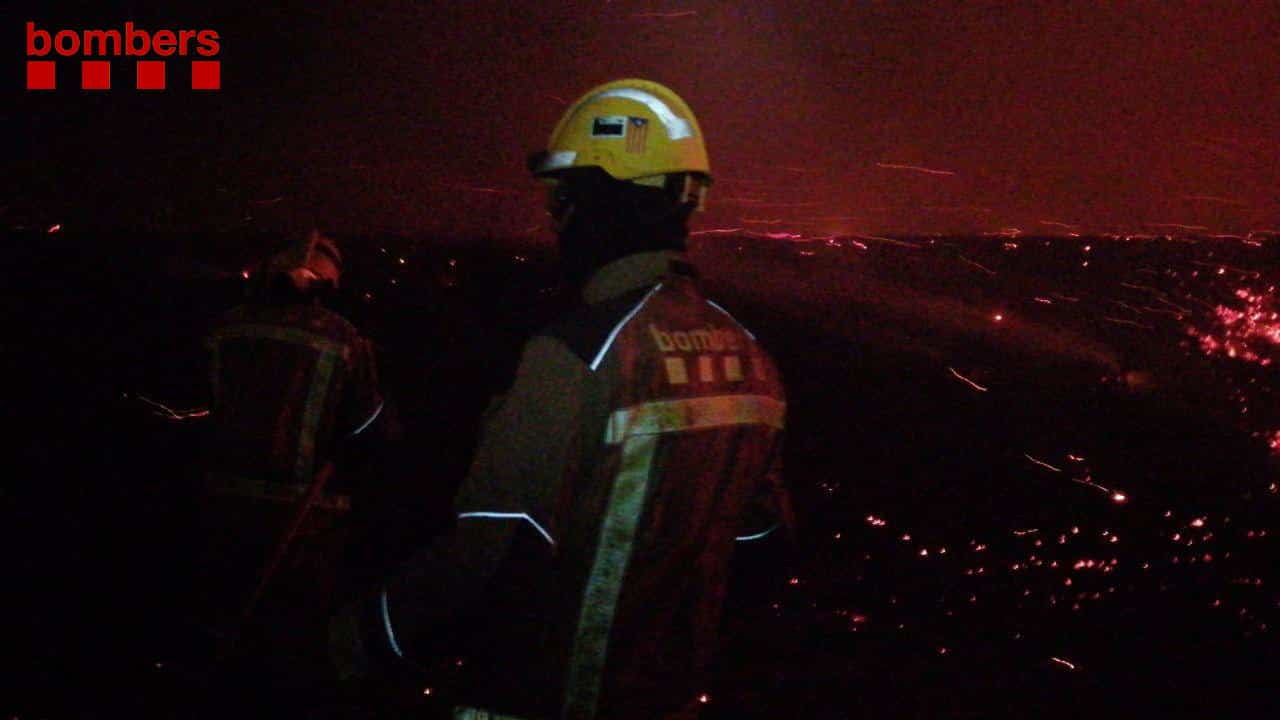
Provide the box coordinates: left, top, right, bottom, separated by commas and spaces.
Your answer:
198, 229, 396, 701
333, 79, 792, 720
529, 78, 712, 290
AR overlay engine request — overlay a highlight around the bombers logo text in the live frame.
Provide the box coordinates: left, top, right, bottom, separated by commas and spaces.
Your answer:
26, 21, 221, 91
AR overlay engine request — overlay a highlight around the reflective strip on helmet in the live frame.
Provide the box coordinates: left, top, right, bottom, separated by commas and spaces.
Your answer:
540, 150, 578, 172
603, 394, 785, 445
456, 511, 556, 546
380, 589, 406, 658
563, 432, 658, 719
594, 88, 694, 140
590, 284, 663, 371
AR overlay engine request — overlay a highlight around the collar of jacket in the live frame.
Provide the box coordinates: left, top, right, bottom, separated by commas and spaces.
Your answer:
581, 250, 696, 305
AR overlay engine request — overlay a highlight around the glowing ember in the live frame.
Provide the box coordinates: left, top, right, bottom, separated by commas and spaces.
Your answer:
1024, 454, 1062, 472
1191, 286, 1280, 367
1050, 657, 1078, 671
1111, 492, 1127, 503
948, 367, 989, 392
134, 394, 210, 421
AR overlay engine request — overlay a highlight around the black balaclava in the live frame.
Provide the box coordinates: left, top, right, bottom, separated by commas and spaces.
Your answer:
551, 168, 694, 293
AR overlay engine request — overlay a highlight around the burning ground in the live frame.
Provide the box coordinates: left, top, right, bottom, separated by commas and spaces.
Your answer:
5, 229, 1279, 717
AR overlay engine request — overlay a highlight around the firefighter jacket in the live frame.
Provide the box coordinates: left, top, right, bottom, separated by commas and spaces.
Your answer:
203, 299, 384, 499
373, 250, 792, 720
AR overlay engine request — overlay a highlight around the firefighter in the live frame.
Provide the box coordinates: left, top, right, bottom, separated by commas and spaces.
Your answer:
333, 79, 793, 720
198, 229, 393, 702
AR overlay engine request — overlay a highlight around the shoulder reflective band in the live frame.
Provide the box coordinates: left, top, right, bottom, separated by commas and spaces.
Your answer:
591, 283, 663, 371
594, 88, 694, 140
211, 324, 350, 360
564, 393, 784, 716
456, 511, 556, 546
706, 299, 756, 340
603, 394, 785, 445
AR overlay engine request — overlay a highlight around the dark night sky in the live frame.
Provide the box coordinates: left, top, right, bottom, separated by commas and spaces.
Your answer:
7, 1, 1279, 237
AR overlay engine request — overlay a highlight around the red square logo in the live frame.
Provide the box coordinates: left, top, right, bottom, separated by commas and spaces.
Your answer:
136, 61, 166, 90
191, 61, 220, 90
27, 61, 56, 90
82, 61, 111, 90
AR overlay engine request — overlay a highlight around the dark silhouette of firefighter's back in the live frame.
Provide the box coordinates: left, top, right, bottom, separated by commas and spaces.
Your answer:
197, 230, 390, 693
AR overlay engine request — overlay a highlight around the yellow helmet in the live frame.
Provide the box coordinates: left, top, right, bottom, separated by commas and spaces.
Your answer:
531, 78, 710, 186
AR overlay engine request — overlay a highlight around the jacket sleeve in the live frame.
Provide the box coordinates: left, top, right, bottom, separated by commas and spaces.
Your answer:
367, 335, 588, 662
338, 335, 386, 439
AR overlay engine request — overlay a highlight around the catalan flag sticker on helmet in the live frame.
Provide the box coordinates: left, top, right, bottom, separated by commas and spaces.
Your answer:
626, 117, 648, 154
